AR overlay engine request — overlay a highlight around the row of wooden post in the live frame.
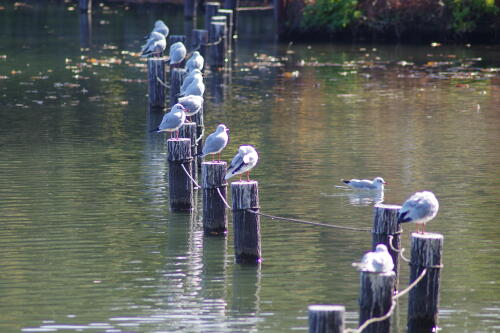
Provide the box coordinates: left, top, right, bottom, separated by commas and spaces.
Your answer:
308, 204, 443, 333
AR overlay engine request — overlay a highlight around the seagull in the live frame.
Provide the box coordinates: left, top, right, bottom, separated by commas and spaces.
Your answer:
201, 124, 229, 161
180, 69, 202, 96
178, 95, 203, 121
179, 74, 205, 97
145, 20, 169, 39
185, 51, 204, 73
352, 244, 394, 273
398, 191, 439, 234
151, 103, 187, 139
140, 32, 166, 58
168, 42, 187, 66
225, 145, 259, 181
342, 177, 386, 191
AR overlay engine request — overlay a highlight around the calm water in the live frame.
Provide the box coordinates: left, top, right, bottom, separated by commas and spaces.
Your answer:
1, 1, 499, 332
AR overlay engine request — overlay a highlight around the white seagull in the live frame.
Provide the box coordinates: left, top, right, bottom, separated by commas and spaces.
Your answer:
145, 20, 169, 39
140, 31, 166, 58
179, 74, 205, 97
178, 95, 203, 120
180, 69, 202, 96
201, 124, 229, 161
152, 103, 187, 139
168, 42, 187, 66
225, 145, 259, 181
398, 191, 439, 234
185, 51, 204, 72
352, 244, 394, 273
342, 177, 386, 191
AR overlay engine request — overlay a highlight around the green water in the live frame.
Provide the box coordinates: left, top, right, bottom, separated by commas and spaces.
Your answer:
0, 1, 499, 332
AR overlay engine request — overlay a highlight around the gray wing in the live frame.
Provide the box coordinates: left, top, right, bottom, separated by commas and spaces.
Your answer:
203, 134, 226, 155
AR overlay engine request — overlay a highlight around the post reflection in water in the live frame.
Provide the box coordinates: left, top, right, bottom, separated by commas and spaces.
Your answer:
79, 13, 91, 49
232, 264, 262, 328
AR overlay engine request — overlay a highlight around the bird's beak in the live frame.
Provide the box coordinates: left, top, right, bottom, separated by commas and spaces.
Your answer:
384, 181, 388, 184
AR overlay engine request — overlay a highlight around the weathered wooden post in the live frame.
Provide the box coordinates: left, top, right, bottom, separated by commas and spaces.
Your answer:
170, 68, 186, 107
204, 2, 221, 31
308, 305, 345, 333
184, 0, 197, 19
169, 35, 187, 46
79, 13, 91, 50
211, 16, 229, 53
223, 0, 239, 36
79, 0, 91, 13
273, 0, 286, 38
209, 22, 227, 68
202, 162, 228, 236
407, 233, 444, 333
359, 271, 396, 333
217, 9, 233, 48
231, 181, 261, 264
179, 121, 198, 177
167, 138, 193, 211
191, 29, 209, 59
372, 204, 402, 287
147, 58, 166, 109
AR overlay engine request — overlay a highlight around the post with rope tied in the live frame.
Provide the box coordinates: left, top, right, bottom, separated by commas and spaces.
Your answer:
209, 21, 227, 69
231, 181, 261, 264
167, 138, 193, 211
170, 68, 186, 107
202, 162, 228, 236
147, 57, 166, 110
179, 122, 198, 178
372, 204, 402, 289
191, 29, 209, 60
407, 233, 444, 333
308, 304, 345, 333
359, 271, 396, 333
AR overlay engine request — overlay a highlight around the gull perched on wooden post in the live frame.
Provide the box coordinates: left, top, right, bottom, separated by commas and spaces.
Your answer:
200, 124, 229, 162
140, 32, 166, 58
151, 103, 187, 139
225, 145, 259, 181
352, 244, 394, 273
185, 51, 204, 72
145, 20, 169, 39
168, 41, 187, 66
342, 177, 386, 191
398, 191, 439, 234
178, 95, 203, 121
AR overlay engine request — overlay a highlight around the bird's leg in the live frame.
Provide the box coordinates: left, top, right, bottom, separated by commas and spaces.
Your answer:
212, 154, 215, 162
422, 224, 426, 234
239, 174, 242, 182
246, 171, 250, 182
218, 152, 221, 162
416, 224, 419, 234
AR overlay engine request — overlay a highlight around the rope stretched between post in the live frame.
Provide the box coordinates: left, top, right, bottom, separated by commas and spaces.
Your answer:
156, 76, 169, 88
345, 268, 428, 333
246, 210, 371, 232
388, 235, 411, 262
180, 163, 201, 189
195, 127, 205, 144
203, 36, 223, 46
216, 187, 231, 209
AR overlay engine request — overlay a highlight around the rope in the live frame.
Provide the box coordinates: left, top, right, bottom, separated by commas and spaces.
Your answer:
180, 163, 201, 189
346, 268, 428, 333
246, 210, 372, 232
216, 187, 231, 209
195, 127, 205, 144
388, 235, 411, 262
156, 76, 169, 88
203, 36, 223, 46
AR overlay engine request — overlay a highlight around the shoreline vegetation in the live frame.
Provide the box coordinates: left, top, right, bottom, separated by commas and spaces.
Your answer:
278, 0, 500, 42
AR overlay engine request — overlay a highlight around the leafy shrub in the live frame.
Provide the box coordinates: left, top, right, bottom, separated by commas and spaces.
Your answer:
301, 0, 362, 32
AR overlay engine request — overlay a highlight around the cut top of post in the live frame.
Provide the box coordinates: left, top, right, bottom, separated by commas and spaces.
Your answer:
410, 232, 444, 268
372, 203, 401, 234
231, 180, 259, 210
308, 304, 345, 312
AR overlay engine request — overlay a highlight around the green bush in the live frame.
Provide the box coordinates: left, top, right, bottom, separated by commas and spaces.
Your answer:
448, 0, 499, 33
301, 0, 362, 32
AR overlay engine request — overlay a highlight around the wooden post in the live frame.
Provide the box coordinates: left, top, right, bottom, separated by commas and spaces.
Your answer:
273, 0, 286, 38
211, 15, 229, 52
308, 305, 345, 333
359, 271, 396, 333
202, 162, 228, 236
167, 138, 193, 211
170, 68, 186, 107
372, 204, 402, 287
169, 35, 187, 46
79, 13, 91, 50
179, 121, 198, 176
79, 0, 91, 13
209, 22, 227, 69
191, 29, 209, 59
184, 0, 197, 19
147, 58, 166, 110
407, 233, 444, 333
223, 0, 239, 36
231, 181, 261, 264
217, 10, 233, 49
204, 2, 221, 31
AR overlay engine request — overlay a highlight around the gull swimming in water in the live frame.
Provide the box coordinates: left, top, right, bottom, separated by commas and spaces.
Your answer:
201, 124, 229, 161
145, 20, 169, 39
342, 177, 386, 191
140, 31, 166, 58
352, 244, 394, 273
168, 42, 187, 66
398, 191, 439, 234
179, 74, 205, 97
225, 145, 259, 181
151, 103, 186, 139
185, 51, 204, 72
178, 95, 203, 120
